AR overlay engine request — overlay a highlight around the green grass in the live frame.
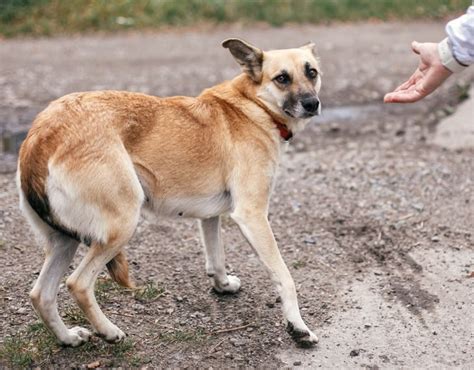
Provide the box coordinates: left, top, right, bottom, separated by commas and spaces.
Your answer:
94, 276, 119, 302
0, 322, 56, 368
292, 260, 307, 269
0, 0, 469, 38
133, 281, 165, 302
0, 321, 139, 367
63, 306, 88, 326
0, 336, 34, 367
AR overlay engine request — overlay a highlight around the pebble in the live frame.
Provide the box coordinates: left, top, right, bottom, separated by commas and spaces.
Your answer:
350, 349, 360, 357
16, 307, 27, 315
293, 361, 302, 366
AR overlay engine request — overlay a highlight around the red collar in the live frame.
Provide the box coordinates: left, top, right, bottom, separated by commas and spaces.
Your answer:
232, 78, 293, 142
251, 99, 293, 141
275, 122, 293, 141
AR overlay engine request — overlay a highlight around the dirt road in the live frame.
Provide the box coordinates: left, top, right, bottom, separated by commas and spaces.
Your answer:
1, 22, 473, 368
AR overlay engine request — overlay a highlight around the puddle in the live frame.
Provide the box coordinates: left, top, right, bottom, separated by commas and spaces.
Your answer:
316, 103, 383, 124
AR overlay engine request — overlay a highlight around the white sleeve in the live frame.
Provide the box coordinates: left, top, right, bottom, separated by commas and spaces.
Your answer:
445, 6, 474, 66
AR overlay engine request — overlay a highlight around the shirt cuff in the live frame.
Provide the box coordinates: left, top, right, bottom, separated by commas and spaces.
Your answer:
438, 38, 468, 73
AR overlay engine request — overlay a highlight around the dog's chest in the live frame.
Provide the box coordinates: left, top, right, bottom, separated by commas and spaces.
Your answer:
144, 192, 232, 219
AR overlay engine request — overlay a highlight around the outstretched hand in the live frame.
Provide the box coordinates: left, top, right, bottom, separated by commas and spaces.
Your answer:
384, 41, 452, 103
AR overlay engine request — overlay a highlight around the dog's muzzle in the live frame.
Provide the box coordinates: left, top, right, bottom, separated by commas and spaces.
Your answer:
301, 96, 321, 116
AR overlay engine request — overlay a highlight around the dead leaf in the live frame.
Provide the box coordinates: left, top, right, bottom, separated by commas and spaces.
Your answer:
87, 361, 101, 369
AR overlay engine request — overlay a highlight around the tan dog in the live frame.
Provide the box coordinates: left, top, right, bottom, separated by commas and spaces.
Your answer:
18, 38, 322, 347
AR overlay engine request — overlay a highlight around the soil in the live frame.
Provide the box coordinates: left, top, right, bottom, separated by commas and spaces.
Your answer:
0, 22, 473, 368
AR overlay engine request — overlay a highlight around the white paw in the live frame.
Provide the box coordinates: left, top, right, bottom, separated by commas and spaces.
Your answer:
286, 322, 319, 348
98, 325, 126, 343
213, 275, 241, 294
61, 326, 91, 347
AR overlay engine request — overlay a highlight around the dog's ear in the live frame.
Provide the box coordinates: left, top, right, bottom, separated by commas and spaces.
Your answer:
300, 42, 316, 56
222, 38, 264, 82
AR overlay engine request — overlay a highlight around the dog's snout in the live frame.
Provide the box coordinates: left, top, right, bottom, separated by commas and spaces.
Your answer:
301, 97, 320, 114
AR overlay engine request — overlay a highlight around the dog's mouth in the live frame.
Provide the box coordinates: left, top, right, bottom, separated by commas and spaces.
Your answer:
284, 110, 294, 118
302, 111, 320, 118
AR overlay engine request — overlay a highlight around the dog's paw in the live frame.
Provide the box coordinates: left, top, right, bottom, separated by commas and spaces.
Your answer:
97, 325, 127, 344
213, 275, 241, 294
286, 322, 319, 348
61, 326, 92, 347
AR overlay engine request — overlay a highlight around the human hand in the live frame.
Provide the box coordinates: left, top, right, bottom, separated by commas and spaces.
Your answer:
384, 41, 452, 103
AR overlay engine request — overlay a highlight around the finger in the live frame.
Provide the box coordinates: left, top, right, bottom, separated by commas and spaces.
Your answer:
393, 76, 416, 92
411, 41, 421, 55
395, 68, 425, 92
384, 89, 424, 103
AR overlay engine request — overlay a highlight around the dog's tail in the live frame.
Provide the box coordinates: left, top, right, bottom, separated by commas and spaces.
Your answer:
106, 251, 135, 289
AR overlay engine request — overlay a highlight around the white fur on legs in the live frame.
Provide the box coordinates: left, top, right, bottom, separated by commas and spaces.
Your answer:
66, 241, 127, 343
29, 233, 92, 346
199, 216, 241, 294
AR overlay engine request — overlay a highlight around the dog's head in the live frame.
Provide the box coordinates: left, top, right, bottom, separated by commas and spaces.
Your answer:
222, 38, 321, 129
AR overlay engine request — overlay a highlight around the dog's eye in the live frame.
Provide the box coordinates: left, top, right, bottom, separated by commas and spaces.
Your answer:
274, 73, 290, 85
308, 68, 318, 79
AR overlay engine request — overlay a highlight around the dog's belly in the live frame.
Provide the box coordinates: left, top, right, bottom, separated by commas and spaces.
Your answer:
144, 191, 232, 219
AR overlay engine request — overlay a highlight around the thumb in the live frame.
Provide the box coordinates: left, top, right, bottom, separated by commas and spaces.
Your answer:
411, 41, 421, 55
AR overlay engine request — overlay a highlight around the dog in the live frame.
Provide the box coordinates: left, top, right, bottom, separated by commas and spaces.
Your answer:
17, 38, 322, 348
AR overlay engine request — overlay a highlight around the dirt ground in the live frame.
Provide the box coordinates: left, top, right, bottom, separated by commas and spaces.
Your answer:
0, 22, 473, 368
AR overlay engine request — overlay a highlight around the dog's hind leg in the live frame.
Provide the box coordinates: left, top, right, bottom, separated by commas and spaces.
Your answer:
66, 238, 132, 343
29, 234, 90, 346
199, 216, 241, 294
44, 138, 144, 343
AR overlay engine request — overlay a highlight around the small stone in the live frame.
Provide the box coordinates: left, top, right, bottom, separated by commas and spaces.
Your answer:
304, 237, 316, 245
293, 361, 302, 366
176, 296, 183, 302
349, 349, 360, 357
364, 323, 371, 329
266, 302, 275, 308
412, 203, 425, 212
431, 236, 440, 242
16, 307, 27, 315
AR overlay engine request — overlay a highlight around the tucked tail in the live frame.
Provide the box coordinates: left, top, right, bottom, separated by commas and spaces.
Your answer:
106, 251, 135, 288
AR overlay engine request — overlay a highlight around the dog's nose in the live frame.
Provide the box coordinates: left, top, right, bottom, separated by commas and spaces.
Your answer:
301, 97, 320, 114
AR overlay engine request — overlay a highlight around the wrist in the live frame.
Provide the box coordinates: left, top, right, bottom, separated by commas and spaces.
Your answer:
438, 38, 468, 73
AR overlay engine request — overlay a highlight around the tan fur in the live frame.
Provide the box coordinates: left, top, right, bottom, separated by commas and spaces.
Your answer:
18, 39, 322, 347
106, 251, 135, 289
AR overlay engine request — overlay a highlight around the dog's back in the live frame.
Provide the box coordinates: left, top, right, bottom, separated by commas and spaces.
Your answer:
17, 85, 265, 247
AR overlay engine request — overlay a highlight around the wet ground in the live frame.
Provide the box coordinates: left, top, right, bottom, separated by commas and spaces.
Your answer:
0, 22, 473, 368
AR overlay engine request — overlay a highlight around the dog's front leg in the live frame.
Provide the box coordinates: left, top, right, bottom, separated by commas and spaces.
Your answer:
231, 207, 318, 347
199, 216, 241, 293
